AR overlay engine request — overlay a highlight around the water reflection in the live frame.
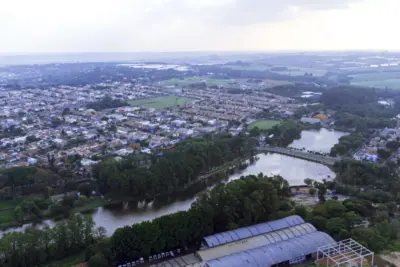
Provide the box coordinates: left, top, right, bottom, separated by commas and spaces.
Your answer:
289, 128, 348, 153
0, 152, 335, 237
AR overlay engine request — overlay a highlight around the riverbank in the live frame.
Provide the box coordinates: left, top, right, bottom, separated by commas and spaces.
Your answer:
0, 198, 106, 231
0, 156, 253, 232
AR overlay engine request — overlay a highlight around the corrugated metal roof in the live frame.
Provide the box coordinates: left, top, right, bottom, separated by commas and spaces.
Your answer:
202, 215, 305, 248
148, 254, 204, 267
197, 223, 317, 261
206, 232, 335, 267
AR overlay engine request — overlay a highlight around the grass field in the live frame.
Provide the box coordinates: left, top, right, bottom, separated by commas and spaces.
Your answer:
0, 200, 17, 224
350, 72, 400, 89
248, 120, 280, 130
0, 209, 15, 224
128, 96, 195, 109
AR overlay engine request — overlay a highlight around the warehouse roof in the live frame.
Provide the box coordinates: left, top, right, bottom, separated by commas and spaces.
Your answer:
197, 223, 316, 261
148, 254, 204, 267
206, 231, 335, 267
202, 215, 305, 248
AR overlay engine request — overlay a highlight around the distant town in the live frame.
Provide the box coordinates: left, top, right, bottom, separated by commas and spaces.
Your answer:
1, 52, 400, 267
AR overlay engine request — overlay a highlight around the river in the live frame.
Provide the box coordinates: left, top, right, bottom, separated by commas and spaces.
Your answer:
0, 129, 347, 237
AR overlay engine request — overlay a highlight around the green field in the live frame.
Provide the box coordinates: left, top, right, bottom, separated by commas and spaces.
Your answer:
0, 209, 15, 224
128, 96, 195, 109
0, 200, 17, 224
248, 120, 281, 130
350, 72, 400, 89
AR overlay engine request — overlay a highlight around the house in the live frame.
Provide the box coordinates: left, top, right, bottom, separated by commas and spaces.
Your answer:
301, 117, 321, 125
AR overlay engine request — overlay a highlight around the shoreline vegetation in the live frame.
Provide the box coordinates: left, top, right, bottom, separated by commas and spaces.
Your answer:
0, 124, 304, 232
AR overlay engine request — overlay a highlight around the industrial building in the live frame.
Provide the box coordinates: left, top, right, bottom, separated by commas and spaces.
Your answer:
148, 215, 373, 267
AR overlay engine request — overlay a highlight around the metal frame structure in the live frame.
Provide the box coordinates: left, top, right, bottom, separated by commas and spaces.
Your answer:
316, 239, 374, 267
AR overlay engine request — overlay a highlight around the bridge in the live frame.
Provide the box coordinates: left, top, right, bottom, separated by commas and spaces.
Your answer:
258, 146, 339, 166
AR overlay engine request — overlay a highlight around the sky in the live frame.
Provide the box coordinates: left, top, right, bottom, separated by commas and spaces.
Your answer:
1, 0, 399, 53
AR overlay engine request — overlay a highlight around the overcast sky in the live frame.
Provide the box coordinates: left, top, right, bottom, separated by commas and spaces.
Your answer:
1, 0, 398, 53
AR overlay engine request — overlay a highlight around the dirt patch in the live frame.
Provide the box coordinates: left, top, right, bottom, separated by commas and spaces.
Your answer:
379, 253, 400, 267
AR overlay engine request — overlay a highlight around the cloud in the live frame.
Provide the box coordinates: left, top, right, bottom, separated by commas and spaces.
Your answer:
0, 0, 372, 52
148, 0, 362, 26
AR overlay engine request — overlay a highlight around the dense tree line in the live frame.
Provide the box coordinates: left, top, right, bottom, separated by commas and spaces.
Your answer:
111, 174, 290, 264
94, 134, 258, 200
334, 112, 395, 130
0, 214, 106, 267
296, 198, 399, 253
0, 125, 26, 139
321, 86, 398, 129
265, 83, 324, 98
0, 166, 61, 199
333, 160, 399, 196
267, 121, 304, 147
196, 65, 335, 86
330, 133, 364, 156
87, 96, 127, 111
1, 63, 186, 87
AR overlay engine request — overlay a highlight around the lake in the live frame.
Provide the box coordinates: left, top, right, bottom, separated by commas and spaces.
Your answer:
289, 128, 349, 153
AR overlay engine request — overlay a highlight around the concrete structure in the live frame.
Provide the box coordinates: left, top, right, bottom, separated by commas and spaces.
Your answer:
259, 146, 339, 166
301, 117, 321, 124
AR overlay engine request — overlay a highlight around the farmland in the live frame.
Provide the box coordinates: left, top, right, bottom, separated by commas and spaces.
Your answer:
128, 96, 195, 109
269, 67, 326, 77
162, 77, 232, 86
350, 72, 400, 89
223, 64, 326, 77
248, 120, 281, 130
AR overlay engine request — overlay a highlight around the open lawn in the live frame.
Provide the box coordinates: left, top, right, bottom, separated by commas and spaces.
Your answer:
350, 72, 400, 89
0, 200, 17, 224
0, 209, 15, 224
0, 200, 17, 209
248, 120, 280, 130
128, 96, 195, 109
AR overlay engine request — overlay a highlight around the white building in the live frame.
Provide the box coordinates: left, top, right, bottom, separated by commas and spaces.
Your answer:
301, 117, 321, 125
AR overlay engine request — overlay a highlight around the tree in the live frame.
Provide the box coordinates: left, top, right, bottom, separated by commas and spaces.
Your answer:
78, 183, 94, 197
88, 252, 109, 267
325, 200, 347, 218
326, 217, 347, 237
62, 195, 75, 208
309, 188, 317, 196
25, 135, 39, 144
249, 127, 261, 137
386, 141, 400, 151
304, 178, 314, 186
294, 206, 308, 219
344, 211, 362, 229
377, 148, 391, 160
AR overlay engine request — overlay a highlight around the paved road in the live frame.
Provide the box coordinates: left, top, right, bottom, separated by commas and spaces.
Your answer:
258, 146, 339, 166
